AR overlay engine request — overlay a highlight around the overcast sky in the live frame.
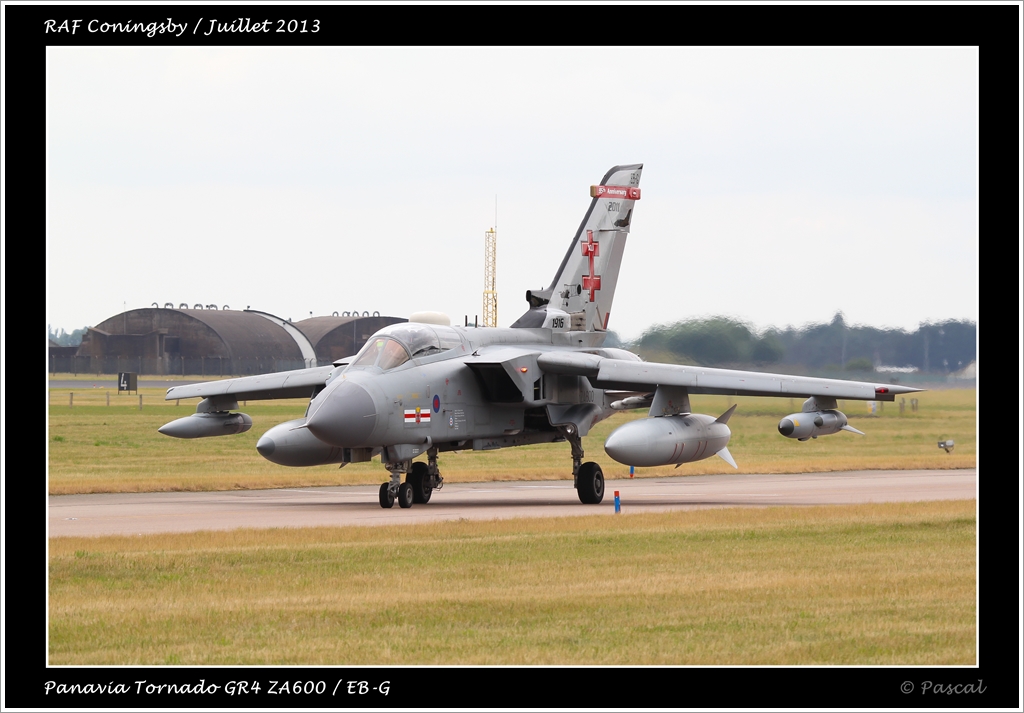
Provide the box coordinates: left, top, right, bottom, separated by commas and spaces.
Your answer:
46, 46, 978, 341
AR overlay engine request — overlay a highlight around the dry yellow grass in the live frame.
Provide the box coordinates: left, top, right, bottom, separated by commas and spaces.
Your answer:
47, 387, 976, 494
49, 500, 975, 665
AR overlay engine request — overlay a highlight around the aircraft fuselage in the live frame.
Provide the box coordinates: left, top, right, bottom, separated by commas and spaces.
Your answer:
290, 325, 633, 463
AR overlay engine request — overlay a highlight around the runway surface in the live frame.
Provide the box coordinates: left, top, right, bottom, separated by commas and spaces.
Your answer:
49, 378, 209, 389
49, 469, 976, 537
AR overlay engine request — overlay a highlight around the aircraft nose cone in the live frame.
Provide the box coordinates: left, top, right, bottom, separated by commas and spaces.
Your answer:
778, 418, 795, 436
256, 436, 275, 457
306, 381, 377, 447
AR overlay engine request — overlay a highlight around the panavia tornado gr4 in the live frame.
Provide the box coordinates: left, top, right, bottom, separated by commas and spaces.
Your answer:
160, 163, 922, 509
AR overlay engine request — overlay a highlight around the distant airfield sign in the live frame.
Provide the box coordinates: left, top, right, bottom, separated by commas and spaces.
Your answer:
118, 372, 138, 394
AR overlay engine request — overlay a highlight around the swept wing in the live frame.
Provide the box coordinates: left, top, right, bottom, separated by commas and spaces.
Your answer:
536, 351, 919, 401
165, 365, 335, 404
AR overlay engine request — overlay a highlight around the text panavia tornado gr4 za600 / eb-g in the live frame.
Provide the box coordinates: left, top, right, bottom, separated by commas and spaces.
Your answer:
160, 164, 921, 509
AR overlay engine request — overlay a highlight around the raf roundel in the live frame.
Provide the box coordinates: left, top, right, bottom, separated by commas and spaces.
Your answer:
433, 394, 440, 413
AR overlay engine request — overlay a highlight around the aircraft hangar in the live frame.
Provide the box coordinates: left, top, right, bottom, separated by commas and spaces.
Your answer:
56, 307, 404, 376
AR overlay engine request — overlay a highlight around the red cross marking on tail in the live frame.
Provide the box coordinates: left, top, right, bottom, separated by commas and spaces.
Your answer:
581, 230, 601, 302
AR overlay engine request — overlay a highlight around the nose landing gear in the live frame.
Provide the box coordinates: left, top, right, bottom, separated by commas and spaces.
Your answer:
378, 482, 395, 508
397, 482, 414, 508
379, 448, 444, 509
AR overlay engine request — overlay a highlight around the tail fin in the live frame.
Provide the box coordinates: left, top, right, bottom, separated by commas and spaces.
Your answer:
511, 164, 643, 332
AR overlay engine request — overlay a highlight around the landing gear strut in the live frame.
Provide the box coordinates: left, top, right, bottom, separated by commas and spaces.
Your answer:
380, 450, 443, 509
380, 460, 407, 509
564, 425, 604, 505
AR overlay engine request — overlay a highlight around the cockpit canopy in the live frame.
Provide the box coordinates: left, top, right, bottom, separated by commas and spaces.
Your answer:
347, 323, 464, 372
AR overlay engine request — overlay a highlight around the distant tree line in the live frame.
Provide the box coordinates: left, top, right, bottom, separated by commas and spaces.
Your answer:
47, 317, 975, 374
48, 325, 88, 347
631, 313, 975, 374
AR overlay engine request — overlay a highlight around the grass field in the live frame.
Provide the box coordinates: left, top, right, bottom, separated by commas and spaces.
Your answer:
48, 499, 976, 665
47, 380, 977, 666
47, 385, 976, 494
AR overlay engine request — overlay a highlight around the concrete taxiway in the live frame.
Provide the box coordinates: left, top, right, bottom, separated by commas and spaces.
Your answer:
49, 469, 976, 537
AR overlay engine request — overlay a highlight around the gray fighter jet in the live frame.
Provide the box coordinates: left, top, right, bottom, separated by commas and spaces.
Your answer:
160, 164, 921, 509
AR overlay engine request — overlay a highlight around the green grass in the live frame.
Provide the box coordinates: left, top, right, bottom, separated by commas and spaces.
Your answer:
47, 387, 976, 494
47, 382, 978, 668
48, 499, 976, 665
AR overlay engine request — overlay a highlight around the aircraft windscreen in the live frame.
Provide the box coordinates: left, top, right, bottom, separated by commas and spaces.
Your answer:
348, 337, 410, 371
349, 324, 462, 372
350, 337, 387, 368
377, 339, 410, 371
377, 323, 463, 357
388, 324, 442, 357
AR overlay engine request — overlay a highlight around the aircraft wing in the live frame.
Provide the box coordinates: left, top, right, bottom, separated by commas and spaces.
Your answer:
165, 365, 334, 403
536, 352, 920, 401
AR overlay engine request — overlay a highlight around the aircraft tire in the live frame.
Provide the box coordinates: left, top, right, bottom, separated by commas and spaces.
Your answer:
379, 482, 395, 509
577, 462, 605, 504
398, 482, 414, 509
408, 462, 432, 503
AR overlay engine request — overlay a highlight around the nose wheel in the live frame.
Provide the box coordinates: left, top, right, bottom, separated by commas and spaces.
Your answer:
380, 455, 443, 509
378, 481, 413, 508
378, 482, 395, 509
397, 482, 414, 508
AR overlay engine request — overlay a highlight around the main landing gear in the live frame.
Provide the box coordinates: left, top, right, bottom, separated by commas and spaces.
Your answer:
408, 461, 433, 504
379, 448, 444, 509
565, 425, 605, 505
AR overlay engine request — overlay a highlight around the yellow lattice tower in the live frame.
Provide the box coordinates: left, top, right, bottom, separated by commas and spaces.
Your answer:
482, 227, 498, 327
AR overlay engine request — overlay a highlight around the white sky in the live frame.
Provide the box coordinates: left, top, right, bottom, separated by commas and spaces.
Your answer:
46, 46, 978, 342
